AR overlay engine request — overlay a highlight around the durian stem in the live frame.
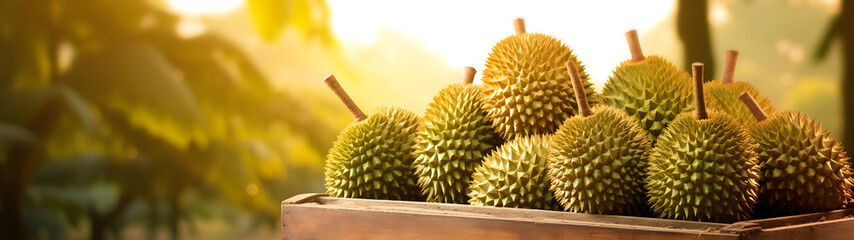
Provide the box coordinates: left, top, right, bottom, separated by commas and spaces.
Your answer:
566, 60, 592, 117
738, 92, 768, 122
462, 67, 476, 85
625, 30, 646, 63
722, 50, 739, 84
514, 18, 526, 35
323, 74, 367, 122
692, 62, 708, 120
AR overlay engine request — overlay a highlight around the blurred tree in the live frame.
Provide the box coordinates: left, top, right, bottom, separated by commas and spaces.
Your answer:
676, 0, 715, 81
0, 0, 335, 239
815, 0, 853, 144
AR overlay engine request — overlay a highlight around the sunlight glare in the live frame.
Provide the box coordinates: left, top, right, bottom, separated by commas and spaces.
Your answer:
168, 0, 243, 16
328, 0, 676, 89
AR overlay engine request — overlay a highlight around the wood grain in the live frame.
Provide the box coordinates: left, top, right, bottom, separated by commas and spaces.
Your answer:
281, 194, 854, 240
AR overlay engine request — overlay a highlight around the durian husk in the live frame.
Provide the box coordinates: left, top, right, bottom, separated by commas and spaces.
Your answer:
325, 107, 423, 200
481, 33, 598, 140
468, 135, 560, 210
705, 81, 776, 126
646, 111, 760, 223
548, 106, 651, 215
750, 110, 854, 216
414, 83, 502, 204
601, 55, 694, 142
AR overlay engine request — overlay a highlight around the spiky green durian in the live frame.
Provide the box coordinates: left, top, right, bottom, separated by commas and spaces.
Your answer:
413, 81, 502, 204
705, 81, 775, 125
705, 50, 776, 126
601, 55, 694, 142
548, 106, 651, 215
480, 20, 598, 140
747, 110, 853, 216
646, 111, 760, 222
325, 106, 423, 200
647, 63, 759, 223
468, 135, 560, 210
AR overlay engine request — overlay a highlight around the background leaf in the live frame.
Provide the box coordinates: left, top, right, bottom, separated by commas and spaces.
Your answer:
0, 121, 38, 146
63, 42, 203, 148
246, 0, 289, 41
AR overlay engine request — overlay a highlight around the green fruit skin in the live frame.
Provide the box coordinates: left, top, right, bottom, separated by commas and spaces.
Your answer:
414, 83, 502, 204
468, 135, 560, 210
601, 56, 694, 142
481, 33, 599, 140
705, 81, 776, 126
646, 111, 760, 223
548, 106, 651, 216
325, 106, 422, 200
749, 110, 854, 216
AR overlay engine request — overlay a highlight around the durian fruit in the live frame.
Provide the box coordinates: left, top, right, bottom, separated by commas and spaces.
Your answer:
468, 134, 560, 210
323, 74, 422, 200
601, 30, 694, 142
646, 63, 760, 223
413, 67, 502, 204
548, 60, 652, 216
739, 92, 854, 216
704, 50, 776, 125
480, 18, 598, 140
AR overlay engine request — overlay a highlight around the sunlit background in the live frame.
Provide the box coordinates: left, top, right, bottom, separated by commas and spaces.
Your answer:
0, 0, 848, 239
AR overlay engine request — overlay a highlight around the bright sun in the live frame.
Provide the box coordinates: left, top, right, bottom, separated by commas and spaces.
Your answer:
168, 0, 243, 16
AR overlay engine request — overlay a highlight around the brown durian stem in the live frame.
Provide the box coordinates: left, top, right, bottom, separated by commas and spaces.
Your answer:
324, 74, 367, 122
462, 67, 476, 85
625, 30, 646, 63
514, 18, 526, 35
722, 50, 739, 84
692, 62, 708, 120
566, 60, 592, 117
738, 92, 768, 122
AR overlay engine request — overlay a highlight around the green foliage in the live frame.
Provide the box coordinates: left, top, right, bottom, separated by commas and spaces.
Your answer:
0, 0, 336, 238
64, 42, 203, 148
0, 122, 38, 146
246, 0, 334, 43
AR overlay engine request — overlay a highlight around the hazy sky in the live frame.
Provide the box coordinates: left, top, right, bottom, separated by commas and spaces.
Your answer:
327, 0, 678, 87
168, 0, 685, 88
165, 0, 845, 134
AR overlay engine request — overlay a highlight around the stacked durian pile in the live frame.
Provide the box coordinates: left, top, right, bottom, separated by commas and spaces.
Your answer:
321, 19, 853, 223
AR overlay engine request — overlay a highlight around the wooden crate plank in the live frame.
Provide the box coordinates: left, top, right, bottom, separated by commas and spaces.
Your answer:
281, 194, 854, 240
744, 208, 854, 229
317, 196, 729, 231
751, 217, 854, 240
282, 204, 738, 240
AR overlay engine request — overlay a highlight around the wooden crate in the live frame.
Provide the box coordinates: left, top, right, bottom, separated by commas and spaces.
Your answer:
281, 193, 854, 240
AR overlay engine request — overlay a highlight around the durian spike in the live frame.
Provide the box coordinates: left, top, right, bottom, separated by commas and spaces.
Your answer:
566, 60, 592, 117
692, 63, 708, 120
462, 66, 476, 85
625, 30, 646, 63
738, 91, 768, 122
324, 74, 367, 122
722, 50, 739, 84
514, 18, 526, 35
